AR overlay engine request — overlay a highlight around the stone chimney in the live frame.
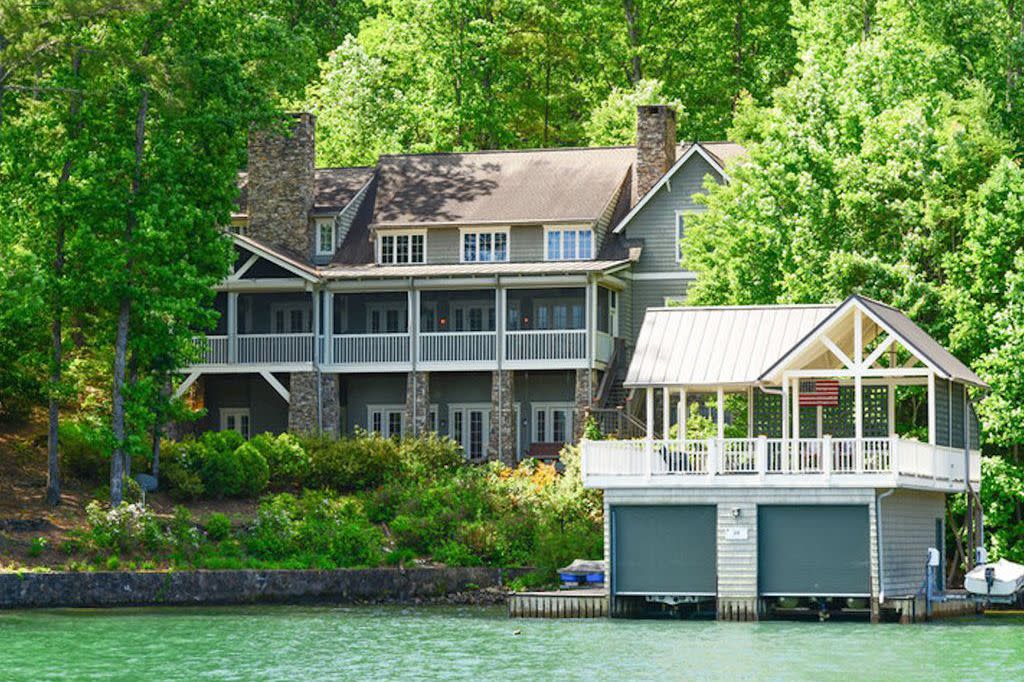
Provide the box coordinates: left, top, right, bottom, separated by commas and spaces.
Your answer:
247, 113, 316, 256
635, 105, 676, 198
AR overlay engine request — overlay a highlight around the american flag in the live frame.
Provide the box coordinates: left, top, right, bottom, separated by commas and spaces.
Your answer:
799, 380, 840, 407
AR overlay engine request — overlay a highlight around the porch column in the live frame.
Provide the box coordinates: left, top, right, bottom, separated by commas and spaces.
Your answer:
677, 388, 687, 443
645, 387, 655, 439
227, 291, 238, 363
791, 377, 800, 445
716, 387, 725, 440
781, 378, 789, 444
323, 291, 333, 365
886, 381, 896, 437
927, 371, 936, 446
409, 288, 418, 367
663, 387, 671, 439
855, 374, 864, 471
312, 289, 321, 365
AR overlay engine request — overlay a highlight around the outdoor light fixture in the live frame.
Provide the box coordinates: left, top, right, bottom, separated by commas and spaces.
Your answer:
731, 507, 742, 518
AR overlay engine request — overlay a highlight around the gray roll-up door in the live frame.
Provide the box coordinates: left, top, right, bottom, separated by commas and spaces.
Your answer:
612, 505, 716, 595
758, 505, 870, 596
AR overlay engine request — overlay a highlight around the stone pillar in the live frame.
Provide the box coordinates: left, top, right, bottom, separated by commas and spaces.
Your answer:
288, 372, 339, 436
488, 370, 516, 465
635, 104, 677, 198
574, 368, 597, 440
247, 113, 316, 257
405, 371, 430, 436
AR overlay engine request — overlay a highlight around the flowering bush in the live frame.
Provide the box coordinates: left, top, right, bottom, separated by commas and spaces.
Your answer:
84, 501, 165, 555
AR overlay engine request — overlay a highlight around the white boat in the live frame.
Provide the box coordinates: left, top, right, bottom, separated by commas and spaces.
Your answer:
965, 559, 1024, 598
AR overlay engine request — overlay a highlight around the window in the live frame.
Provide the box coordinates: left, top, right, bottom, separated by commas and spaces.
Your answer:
316, 219, 336, 256
378, 231, 426, 265
449, 404, 490, 460
367, 303, 407, 333
675, 210, 685, 262
533, 403, 573, 443
270, 303, 311, 333
461, 229, 509, 263
368, 405, 405, 438
545, 226, 593, 261
220, 408, 251, 439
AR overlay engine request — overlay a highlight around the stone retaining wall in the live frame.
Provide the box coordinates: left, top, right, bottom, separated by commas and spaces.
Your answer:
0, 567, 520, 610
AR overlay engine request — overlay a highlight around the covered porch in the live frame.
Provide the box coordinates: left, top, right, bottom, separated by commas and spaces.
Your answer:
582, 296, 984, 492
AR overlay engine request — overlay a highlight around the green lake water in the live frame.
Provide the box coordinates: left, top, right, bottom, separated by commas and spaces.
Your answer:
1, 605, 1022, 681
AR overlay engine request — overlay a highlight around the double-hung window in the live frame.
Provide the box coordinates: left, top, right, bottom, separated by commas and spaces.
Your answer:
378, 230, 426, 265
461, 228, 509, 263
544, 226, 593, 261
316, 219, 336, 256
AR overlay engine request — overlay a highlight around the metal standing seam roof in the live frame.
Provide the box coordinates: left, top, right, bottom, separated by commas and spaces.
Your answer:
624, 305, 836, 388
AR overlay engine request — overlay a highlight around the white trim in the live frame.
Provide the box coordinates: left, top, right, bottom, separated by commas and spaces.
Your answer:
458, 227, 511, 263
674, 210, 686, 263
367, 403, 406, 437
173, 371, 201, 398
228, 253, 260, 281
627, 271, 697, 281
315, 218, 336, 256
231, 236, 319, 282
376, 228, 427, 265
612, 143, 729, 234
531, 402, 574, 443
219, 408, 251, 438
543, 225, 595, 261
258, 370, 290, 403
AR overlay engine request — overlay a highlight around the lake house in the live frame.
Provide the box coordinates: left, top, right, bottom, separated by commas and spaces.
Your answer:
177, 106, 744, 462
581, 295, 985, 621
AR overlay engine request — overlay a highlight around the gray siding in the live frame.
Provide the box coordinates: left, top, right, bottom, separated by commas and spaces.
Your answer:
629, 278, 689, 342
623, 154, 723, 274
880, 490, 945, 597
339, 372, 407, 435
513, 369, 576, 454
424, 225, 546, 264
201, 373, 289, 435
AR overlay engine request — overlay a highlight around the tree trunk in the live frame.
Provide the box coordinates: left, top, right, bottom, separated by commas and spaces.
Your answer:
622, 0, 642, 84
46, 50, 83, 507
110, 88, 149, 506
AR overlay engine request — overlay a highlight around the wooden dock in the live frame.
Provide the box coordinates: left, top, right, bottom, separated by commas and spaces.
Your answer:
508, 588, 608, 618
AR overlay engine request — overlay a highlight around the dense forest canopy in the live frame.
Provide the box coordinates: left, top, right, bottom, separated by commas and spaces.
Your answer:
2, 0, 1024, 555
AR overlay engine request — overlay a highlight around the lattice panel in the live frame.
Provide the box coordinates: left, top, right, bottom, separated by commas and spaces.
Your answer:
753, 391, 782, 438
800, 406, 818, 438
951, 382, 965, 448
863, 386, 889, 437
934, 378, 950, 446
822, 386, 855, 437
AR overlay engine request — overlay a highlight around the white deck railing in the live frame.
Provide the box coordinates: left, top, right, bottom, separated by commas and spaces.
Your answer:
193, 335, 228, 364
332, 333, 410, 365
505, 329, 587, 362
582, 436, 981, 491
237, 333, 314, 364
418, 331, 497, 364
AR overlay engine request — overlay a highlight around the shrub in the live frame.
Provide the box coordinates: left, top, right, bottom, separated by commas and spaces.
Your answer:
84, 501, 165, 556
161, 439, 207, 500
28, 537, 48, 557
433, 540, 482, 567
59, 420, 111, 483
205, 513, 232, 542
249, 433, 309, 487
200, 441, 268, 499
302, 433, 401, 491
396, 434, 463, 480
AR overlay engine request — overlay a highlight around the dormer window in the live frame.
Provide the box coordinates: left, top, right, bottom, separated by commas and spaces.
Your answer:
544, 226, 593, 261
461, 228, 509, 263
316, 218, 336, 256
377, 229, 426, 265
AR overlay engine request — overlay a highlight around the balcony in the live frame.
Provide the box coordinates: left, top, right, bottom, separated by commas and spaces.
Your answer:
581, 436, 982, 493
191, 333, 313, 366
418, 331, 497, 368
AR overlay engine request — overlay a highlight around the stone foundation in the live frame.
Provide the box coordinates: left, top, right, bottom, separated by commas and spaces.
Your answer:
488, 370, 516, 465
405, 371, 431, 436
288, 372, 340, 436
0, 567, 524, 610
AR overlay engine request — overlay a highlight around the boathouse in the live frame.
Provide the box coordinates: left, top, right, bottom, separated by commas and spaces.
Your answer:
581, 294, 984, 621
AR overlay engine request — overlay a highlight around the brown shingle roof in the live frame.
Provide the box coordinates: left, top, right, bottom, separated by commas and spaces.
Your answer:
370, 147, 636, 227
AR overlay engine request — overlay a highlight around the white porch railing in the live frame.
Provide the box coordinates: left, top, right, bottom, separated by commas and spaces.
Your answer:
505, 329, 587, 362
332, 333, 410, 365
237, 333, 314, 363
582, 436, 981, 491
418, 331, 496, 364
193, 335, 228, 364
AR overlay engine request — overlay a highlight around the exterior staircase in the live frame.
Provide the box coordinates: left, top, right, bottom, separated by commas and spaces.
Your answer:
590, 340, 644, 439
